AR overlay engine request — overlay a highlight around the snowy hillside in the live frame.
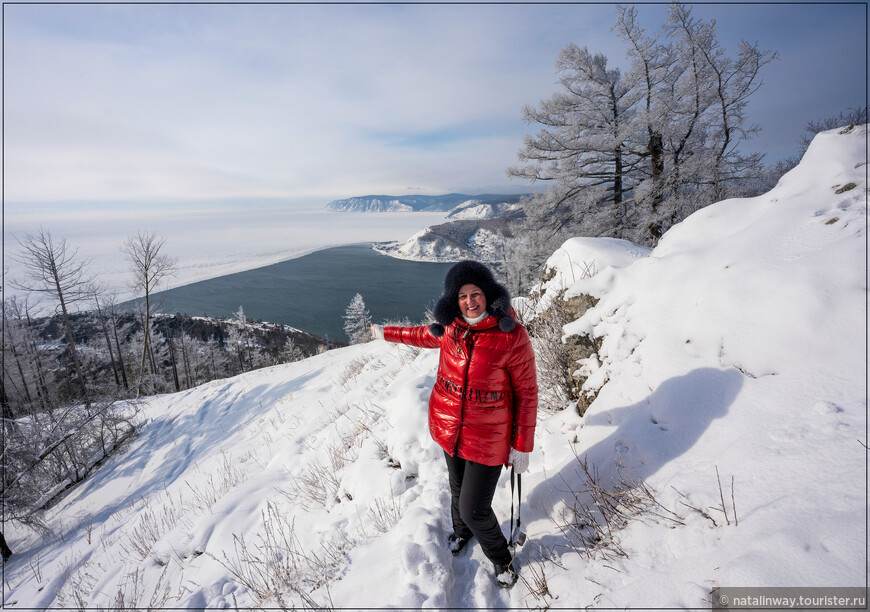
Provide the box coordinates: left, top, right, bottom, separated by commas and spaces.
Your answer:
445, 199, 524, 220
3, 126, 867, 608
374, 217, 516, 263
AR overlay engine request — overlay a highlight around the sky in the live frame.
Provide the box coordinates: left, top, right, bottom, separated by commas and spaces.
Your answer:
2, 2, 867, 206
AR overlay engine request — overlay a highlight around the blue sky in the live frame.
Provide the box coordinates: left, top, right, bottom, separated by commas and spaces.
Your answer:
3, 2, 866, 205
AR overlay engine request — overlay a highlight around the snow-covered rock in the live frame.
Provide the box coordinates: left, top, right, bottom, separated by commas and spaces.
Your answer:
375, 226, 472, 261
517, 236, 652, 318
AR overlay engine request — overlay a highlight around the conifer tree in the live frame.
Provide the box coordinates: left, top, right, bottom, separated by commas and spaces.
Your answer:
343, 293, 372, 345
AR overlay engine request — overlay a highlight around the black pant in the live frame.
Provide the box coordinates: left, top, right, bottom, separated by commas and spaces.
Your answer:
443, 450, 511, 566
0, 531, 11, 561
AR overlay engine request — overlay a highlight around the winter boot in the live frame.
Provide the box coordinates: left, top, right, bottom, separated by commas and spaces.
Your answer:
494, 561, 518, 588
447, 533, 470, 556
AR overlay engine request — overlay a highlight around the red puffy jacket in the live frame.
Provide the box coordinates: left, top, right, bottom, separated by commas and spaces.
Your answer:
384, 313, 538, 466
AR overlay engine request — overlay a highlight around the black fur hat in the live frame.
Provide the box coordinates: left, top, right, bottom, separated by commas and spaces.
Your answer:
429, 260, 515, 338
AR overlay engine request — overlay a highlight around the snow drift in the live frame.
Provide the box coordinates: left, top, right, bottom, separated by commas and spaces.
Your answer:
3, 126, 866, 608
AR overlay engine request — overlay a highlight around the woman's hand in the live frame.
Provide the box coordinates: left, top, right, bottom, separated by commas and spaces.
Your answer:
370, 324, 384, 340
508, 448, 530, 474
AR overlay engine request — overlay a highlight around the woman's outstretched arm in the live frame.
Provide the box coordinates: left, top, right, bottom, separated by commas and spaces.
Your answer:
378, 324, 441, 350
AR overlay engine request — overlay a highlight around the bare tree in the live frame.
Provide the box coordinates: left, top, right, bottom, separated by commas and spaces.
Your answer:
122, 231, 177, 397
2, 300, 33, 414
666, 2, 776, 203
615, 4, 674, 218
87, 283, 125, 391
103, 290, 130, 390
12, 229, 93, 405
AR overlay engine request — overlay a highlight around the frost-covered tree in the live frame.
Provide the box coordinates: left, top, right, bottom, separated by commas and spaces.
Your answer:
665, 3, 776, 204
511, 2, 776, 247
509, 44, 638, 237
12, 229, 93, 405
614, 4, 674, 217
343, 293, 372, 345
123, 231, 176, 397
232, 306, 255, 372
281, 337, 305, 363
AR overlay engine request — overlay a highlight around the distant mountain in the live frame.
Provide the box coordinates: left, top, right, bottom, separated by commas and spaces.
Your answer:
325, 193, 524, 213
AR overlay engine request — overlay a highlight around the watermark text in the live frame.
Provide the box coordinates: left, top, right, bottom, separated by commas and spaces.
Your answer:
713, 587, 868, 610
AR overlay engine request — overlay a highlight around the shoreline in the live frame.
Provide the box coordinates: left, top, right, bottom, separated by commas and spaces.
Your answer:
5, 206, 450, 313
135, 244, 455, 339
166, 239, 463, 296
160, 241, 374, 295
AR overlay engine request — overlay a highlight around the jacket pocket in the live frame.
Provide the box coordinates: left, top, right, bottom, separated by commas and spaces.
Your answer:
467, 403, 510, 426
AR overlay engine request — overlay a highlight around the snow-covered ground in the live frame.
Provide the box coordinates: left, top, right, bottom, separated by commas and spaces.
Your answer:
3, 126, 866, 608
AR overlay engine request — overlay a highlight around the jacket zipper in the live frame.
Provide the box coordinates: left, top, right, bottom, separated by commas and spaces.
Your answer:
454, 328, 475, 455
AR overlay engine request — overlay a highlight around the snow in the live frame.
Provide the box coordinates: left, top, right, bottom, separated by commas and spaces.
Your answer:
3, 126, 867, 608
515, 236, 652, 318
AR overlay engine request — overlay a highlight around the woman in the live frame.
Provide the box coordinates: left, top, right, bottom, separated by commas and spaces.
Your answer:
371, 260, 538, 588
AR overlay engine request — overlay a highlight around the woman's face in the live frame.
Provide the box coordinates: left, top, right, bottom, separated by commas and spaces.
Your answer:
458, 284, 487, 319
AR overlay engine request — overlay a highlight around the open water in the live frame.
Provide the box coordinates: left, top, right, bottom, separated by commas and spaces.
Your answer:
142, 244, 455, 341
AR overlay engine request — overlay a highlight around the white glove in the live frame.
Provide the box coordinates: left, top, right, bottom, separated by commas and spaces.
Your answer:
508, 448, 530, 474
370, 324, 384, 340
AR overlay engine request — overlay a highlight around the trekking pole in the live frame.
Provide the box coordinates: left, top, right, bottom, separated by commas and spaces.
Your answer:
509, 467, 526, 549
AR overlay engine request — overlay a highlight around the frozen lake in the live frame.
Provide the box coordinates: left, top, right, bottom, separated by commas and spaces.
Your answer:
4, 200, 449, 320
131, 243, 454, 340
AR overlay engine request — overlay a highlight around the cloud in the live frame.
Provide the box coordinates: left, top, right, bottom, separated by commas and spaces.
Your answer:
6, 4, 567, 201
3, 3, 865, 202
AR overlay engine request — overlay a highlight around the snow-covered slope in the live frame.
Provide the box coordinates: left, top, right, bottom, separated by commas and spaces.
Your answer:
374, 217, 515, 263
366, 196, 524, 262
515, 236, 652, 318
445, 199, 523, 220
3, 126, 866, 608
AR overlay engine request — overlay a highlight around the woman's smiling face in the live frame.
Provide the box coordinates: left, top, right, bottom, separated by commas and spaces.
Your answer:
458, 283, 487, 319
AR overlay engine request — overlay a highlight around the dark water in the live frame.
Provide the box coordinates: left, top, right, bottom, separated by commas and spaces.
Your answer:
139, 244, 454, 341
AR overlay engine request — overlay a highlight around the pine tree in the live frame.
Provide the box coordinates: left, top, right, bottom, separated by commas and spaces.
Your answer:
343, 293, 372, 345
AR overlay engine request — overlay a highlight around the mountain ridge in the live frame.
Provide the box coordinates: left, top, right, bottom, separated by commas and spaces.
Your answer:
326, 193, 524, 213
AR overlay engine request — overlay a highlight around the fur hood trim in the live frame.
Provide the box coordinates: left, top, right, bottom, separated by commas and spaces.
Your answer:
429, 260, 515, 337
